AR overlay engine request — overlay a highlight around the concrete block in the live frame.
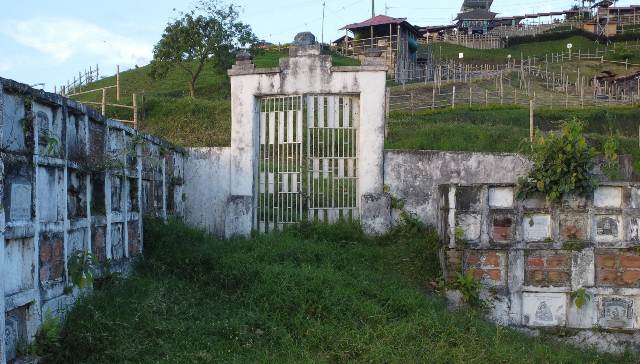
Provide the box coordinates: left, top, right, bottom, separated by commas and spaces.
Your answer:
630, 187, 640, 209
522, 194, 547, 209
37, 167, 64, 223
456, 213, 481, 242
595, 215, 622, 243
91, 225, 107, 262
524, 214, 551, 242
597, 296, 637, 329
66, 228, 87, 259
626, 215, 640, 242
360, 192, 391, 235
128, 222, 141, 256
594, 186, 623, 208
562, 193, 589, 210
9, 182, 31, 221
508, 250, 525, 325
224, 195, 253, 238
522, 292, 567, 327
567, 290, 598, 328
572, 248, 595, 288
111, 223, 124, 260
455, 185, 483, 211
3, 238, 34, 295
488, 186, 514, 208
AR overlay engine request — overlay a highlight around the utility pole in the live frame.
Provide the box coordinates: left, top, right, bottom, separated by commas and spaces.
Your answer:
372, 0, 375, 17
321, 1, 326, 46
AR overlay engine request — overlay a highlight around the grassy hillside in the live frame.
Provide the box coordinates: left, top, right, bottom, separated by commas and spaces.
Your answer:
71, 49, 358, 147
47, 218, 637, 363
386, 105, 640, 165
429, 35, 640, 64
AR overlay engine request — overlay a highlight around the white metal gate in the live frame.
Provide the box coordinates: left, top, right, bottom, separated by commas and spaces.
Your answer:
256, 94, 359, 231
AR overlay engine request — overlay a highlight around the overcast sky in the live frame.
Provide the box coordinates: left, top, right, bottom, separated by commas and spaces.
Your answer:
0, 0, 635, 92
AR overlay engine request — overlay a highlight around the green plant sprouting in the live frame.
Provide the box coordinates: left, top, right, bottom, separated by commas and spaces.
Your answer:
455, 270, 483, 307
602, 134, 620, 180
40, 130, 60, 155
518, 118, 598, 203
28, 309, 61, 359
454, 226, 466, 243
571, 287, 591, 309
68, 250, 99, 289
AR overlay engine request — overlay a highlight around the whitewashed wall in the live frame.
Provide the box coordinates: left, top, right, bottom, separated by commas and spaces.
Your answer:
0, 78, 184, 364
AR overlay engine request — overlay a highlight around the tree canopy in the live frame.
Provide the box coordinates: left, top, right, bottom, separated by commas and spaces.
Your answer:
150, 0, 257, 98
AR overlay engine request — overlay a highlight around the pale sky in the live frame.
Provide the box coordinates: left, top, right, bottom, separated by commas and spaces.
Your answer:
0, 0, 635, 92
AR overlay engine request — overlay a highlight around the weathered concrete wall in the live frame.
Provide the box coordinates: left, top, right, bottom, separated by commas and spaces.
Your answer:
441, 182, 640, 342
183, 147, 230, 237
383, 150, 532, 226
0, 78, 184, 364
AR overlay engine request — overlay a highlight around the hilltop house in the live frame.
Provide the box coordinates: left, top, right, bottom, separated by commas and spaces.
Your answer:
336, 15, 420, 82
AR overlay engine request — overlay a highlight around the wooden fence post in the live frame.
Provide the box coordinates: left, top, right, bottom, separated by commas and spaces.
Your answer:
432, 88, 436, 109
452, 86, 456, 109
101, 88, 106, 115
133, 93, 138, 129
530, 99, 534, 142
116, 65, 121, 101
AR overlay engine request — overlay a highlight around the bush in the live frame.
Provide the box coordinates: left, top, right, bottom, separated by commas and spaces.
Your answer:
518, 118, 598, 202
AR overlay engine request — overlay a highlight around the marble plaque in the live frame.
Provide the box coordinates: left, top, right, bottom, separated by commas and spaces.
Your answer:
594, 186, 622, 208
524, 214, 551, 242
522, 292, 567, 327
598, 296, 636, 329
9, 182, 31, 221
595, 215, 622, 243
488, 187, 514, 208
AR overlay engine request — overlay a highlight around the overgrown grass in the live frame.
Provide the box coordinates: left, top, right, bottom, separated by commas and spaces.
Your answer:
387, 105, 640, 161
48, 218, 637, 363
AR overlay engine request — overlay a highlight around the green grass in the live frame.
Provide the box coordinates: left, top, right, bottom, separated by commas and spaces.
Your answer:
47, 218, 637, 363
429, 35, 640, 64
386, 105, 640, 159
71, 49, 358, 147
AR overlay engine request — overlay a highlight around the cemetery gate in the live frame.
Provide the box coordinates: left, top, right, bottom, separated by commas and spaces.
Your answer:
256, 94, 359, 232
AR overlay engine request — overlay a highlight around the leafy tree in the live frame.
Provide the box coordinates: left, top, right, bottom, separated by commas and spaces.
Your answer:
150, 1, 257, 98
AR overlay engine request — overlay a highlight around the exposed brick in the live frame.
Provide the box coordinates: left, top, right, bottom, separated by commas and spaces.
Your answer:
527, 270, 546, 285
547, 255, 570, 269
492, 224, 513, 241
484, 269, 501, 281
39, 242, 52, 263
483, 252, 500, 267
466, 254, 480, 265
527, 257, 545, 267
52, 238, 63, 259
622, 271, 640, 285
620, 255, 640, 269
598, 270, 618, 286
548, 271, 570, 284
472, 269, 484, 280
597, 255, 617, 269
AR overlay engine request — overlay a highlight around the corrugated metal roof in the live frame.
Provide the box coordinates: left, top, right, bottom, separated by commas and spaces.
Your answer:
340, 15, 409, 30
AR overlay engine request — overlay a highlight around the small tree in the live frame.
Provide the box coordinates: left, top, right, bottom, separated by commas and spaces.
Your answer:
150, 1, 257, 98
